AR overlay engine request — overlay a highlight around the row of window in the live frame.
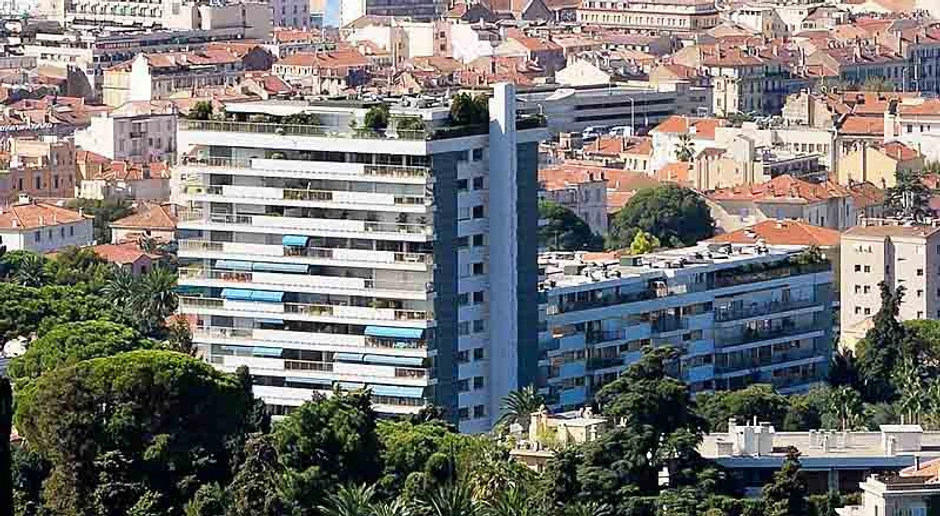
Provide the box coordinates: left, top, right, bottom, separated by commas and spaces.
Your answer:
458, 290, 486, 306
457, 347, 486, 363
34, 225, 77, 243
457, 376, 485, 392
458, 404, 486, 421
458, 319, 486, 336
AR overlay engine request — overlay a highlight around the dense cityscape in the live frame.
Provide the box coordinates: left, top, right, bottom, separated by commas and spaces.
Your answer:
0, 0, 939, 513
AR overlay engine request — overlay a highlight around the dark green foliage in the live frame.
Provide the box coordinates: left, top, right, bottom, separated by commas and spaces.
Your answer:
394, 117, 425, 134
696, 384, 789, 432
44, 247, 112, 289
376, 420, 462, 497
761, 447, 808, 516
183, 483, 226, 516
189, 101, 213, 120
449, 93, 489, 126
14, 350, 254, 516
227, 435, 284, 516
856, 282, 907, 402
282, 112, 321, 126
0, 283, 126, 345
538, 200, 603, 252
364, 104, 390, 131
274, 389, 381, 513
65, 198, 133, 244
1, 377, 11, 516
607, 184, 714, 249
11, 443, 49, 516
8, 320, 151, 382
885, 168, 933, 221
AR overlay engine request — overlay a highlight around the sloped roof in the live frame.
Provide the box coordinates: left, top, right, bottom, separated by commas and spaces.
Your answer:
109, 203, 176, 230
0, 203, 90, 230
652, 115, 725, 139
708, 175, 853, 204
707, 220, 842, 247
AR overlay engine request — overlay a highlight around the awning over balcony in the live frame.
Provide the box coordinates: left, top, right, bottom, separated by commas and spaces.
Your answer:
257, 318, 284, 325
282, 235, 309, 247
251, 290, 285, 303
252, 347, 283, 357
216, 260, 253, 271
370, 385, 425, 398
337, 382, 366, 390
364, 326, 424, 340
364, 354, 424, 367
221, 288, 254, 300
334, 352, 364, 362
252, 262, 310, 274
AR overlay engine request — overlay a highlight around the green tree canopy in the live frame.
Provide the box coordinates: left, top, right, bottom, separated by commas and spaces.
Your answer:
696, 384, 789, 432
189, 101, 213, 120
629, 230, 660, 255
364, 104, 390, 131
761, 447, 808, 516
8, 321, 151, 383
885, 168, 933, 222
538, 200, 603, 252
65, 198, 133, 244
15, 350, 254, 516
856, 282, 907, 402
449, 94, 489, 126
607, 184, 714, 249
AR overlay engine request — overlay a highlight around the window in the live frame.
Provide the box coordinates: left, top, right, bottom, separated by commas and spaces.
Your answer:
458, 322, 470, 336
473, 291, 485, 304
854, 264, 861, 272
473, 376, 484, 389
473, 405, 485, 418
855, 306, 861, 314
457, 350, 470, 363
457, 151, 468, 162
918, 289, 924, 298
472, 234, 484, 246
34, 231, 41, 242
864, 286, 871, 294
864, 308, 871, 315
472, 148, 483, 161
473, 177, 484, 190
473, 348, 485, 361
473, 263, 484, 275
458, 407, 470, 420
458, 293, 469, 306
918, 269, 925, 276
854, 285, 861, 294
457, 236, 469, 248
457, 179, 468, 191
457, 379, 469, 392
473, 319, 485, 333
59, 227, 65, 238
864, 265, 871, 273
918, 311, 924, 319
472, 205, 484, 219
69, 226, 74, 237
34, 176, 40, 189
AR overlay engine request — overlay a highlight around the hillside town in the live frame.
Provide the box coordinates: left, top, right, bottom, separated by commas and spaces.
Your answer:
3, 0, 940, 513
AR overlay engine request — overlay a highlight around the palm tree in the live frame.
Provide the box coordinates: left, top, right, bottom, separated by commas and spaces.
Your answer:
828, 386, 863, 431
419, 483, 481, 516
12, 253, 47, 287
483, 486, 536, 516
318, 484, 376, 516
674, 133, 695, 162
138, 235, 158, 253
133, 267, 178, 335
103, 266, 139, 306
372, 499, 411, 516
497, 386, 544, 432
564, 502, 611, 516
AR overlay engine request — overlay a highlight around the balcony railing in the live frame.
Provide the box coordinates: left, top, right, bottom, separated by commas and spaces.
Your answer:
179, 296, 432, 322
180, 119, 429, 140
183, 184, 428, 207
713, 261, 830, 289
720, 323, 820, 347
177, 210, 433, 236
192, 325, 428, 350
179, 239, 433, 265
552, 289, 655, 314
716, 347, 821, 374
179, 155, 430, 178
178, 267, 430, 293
715, 297, 819, 322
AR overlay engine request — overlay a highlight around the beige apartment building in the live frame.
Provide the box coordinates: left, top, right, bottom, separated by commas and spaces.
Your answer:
840, 219, 940, 348
576, 0, 719, 35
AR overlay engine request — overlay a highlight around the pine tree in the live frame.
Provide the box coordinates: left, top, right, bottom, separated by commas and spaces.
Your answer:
761, 447, 808, 516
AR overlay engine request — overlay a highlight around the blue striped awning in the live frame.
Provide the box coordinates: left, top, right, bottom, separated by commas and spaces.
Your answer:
252, 347, 283, 357
257, 318, 284, 325
364, 326, 424, 340
370, 385, 425, 398
364, 354, 424, 367
250, 290, 284, 303
337, 382, 366, 390
282, 235, 309, 247
221, 288, 254, 300
216, 260, 254, 271
252, 262, 310, 274
334, 353, 364, 362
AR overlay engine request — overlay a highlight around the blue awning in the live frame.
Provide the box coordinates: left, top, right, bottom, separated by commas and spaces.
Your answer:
257, 318, 284, 325
337, 382, 366, 390
252, 262, 310, 274
252, 347, 283, 357
370, 385, 425, 398
221, 288, 254, 300
216, 260, 254, 271
282, 235, 309, 247
286, 377, 330, 385
334, 353, 364, 362
364, 326, 424, 340
364, 354, 424, 367
175, 285, 205, 294
250, 290, 284, 303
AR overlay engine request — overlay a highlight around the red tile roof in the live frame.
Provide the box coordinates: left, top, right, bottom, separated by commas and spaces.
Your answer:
539, 163, 610, 190
276, 49, 368, 69
109, 203, 176, 230
655, 162, 691, 185
708, 175, 853, 204
652, 116, 725, 140
0, 203, 90, 230
707, 220, 842, 247
91, 243, 156, 265
880, 141, 920, 162
583, 136, 652, 157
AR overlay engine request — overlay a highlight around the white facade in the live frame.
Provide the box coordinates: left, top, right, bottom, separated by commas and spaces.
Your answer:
0, 219, 93, 253
173, 87, 546, 432
74, 103, 177, 163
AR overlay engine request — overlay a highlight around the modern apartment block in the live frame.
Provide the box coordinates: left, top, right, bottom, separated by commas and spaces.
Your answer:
840, 218, 940, 349
173, 84, 546, 432
538, 243, 834, 411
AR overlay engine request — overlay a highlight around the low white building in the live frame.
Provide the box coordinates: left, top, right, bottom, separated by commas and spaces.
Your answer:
0, 202, 94, 252
75, 100, 177, 164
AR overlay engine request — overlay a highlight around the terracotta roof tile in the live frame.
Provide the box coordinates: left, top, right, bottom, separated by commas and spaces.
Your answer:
708, 174, 854, 203
276, 50, 368, 69
110, 203, 176, 230
91, 243, 155, 265
652, 115, 725, 140
0, 203, 90, 230
707, 220, 842, 247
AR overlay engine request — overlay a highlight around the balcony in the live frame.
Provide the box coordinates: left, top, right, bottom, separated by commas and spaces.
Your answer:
180, 183, 430, 210
179, 240, 432, 268
720, 323, 821, 347
586, 356, 623, 371
713, 261, 830, 290
552, 289, 655, 315
177, 210, 434, 240
715, 347, 821, 374
192, 326, 428, 352
178, 267, 431, 296
715, 297, 819, 322
179, 156, 430, 181
179, 296, 432, 323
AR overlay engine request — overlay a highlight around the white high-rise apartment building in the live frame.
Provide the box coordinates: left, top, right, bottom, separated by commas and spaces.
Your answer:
173, 85, 547, 433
